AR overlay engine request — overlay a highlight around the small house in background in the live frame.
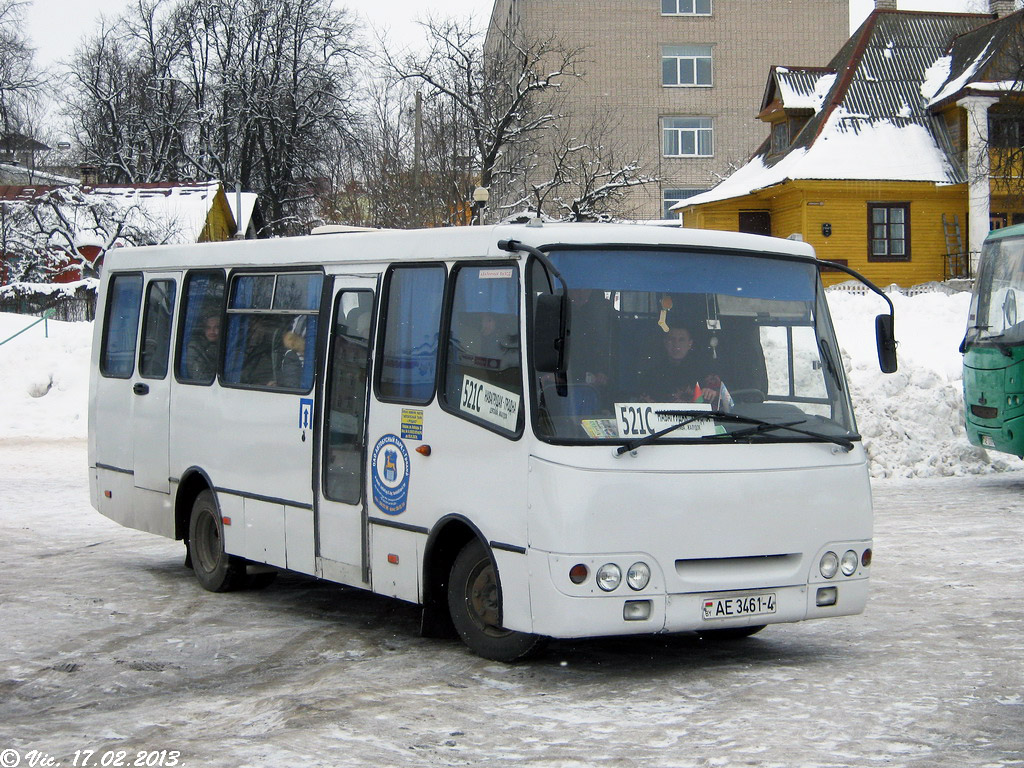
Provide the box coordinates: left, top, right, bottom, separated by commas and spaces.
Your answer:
0, 180, 250, 286
676, 1, 1024, 287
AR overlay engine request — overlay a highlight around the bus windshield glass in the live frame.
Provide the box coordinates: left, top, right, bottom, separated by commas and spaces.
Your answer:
531, 248, 856, 444
966, 235, 1024, 346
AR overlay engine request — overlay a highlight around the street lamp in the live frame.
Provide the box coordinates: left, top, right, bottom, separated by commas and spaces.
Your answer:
472, 186, 489, 225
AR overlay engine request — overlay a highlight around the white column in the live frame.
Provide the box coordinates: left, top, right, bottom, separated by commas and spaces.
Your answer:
958, 95, 999, 275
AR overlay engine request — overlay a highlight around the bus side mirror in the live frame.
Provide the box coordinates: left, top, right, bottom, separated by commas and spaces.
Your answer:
534, 293, 564, 373
875, 314, 897, 373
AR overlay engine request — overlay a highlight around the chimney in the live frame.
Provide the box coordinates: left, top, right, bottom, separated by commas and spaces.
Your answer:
990, 0, 1016, 17
874, 0, 897, 8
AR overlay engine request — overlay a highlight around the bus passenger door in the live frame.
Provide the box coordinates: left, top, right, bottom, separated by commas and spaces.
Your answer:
316, 281, 376, 581
131, 273, 179, 493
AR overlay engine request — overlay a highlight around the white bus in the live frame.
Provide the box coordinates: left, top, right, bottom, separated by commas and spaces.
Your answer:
89, 222, 897, 661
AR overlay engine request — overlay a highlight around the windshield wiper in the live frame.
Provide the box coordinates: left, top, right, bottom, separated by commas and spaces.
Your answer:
615, 410, 856, 456
614, 413, 708, 456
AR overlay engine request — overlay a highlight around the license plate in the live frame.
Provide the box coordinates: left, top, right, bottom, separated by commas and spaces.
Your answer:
703, 592, 777, 620
982, 434, 995, 448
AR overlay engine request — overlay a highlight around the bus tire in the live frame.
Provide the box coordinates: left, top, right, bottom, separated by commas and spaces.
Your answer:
188, 489, 247, 592
697, 625, 766, 641
447, 538, 546, 662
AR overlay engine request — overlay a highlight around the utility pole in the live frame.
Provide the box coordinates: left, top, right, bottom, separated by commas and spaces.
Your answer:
413, 90, 423, 188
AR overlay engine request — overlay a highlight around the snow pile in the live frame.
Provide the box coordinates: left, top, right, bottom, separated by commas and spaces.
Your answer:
2, 286, 1021, 477
0, 313, 93, 440
828, 288, 1019, 479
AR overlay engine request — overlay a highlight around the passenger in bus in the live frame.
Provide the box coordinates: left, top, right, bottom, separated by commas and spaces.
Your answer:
638, 325, 726, 406
279, 331, 306, 389
186, 315, 221, 380
240, 318, 277, 386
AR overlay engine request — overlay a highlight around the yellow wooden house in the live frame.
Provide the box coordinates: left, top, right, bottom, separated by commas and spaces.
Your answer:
676, 3, 1024, 287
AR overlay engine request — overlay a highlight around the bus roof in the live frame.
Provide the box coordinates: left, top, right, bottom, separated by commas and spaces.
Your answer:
101, 222, 817, 273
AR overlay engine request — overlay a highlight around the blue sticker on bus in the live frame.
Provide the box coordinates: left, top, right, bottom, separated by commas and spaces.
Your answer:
299, 397, 314, 430
371, 434, 410, 516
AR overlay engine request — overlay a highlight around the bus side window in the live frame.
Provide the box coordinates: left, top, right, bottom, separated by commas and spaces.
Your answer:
139, 279, 177, 380
377, 265, 445, 403
177, 270, 226, 385
222, 272, 323, 392
443, 263, 522, 435
100, 273, 144, 379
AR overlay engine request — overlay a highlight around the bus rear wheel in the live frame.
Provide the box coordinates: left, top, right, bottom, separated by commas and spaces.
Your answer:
188, 489, 247, 592
447, 538, 546, 662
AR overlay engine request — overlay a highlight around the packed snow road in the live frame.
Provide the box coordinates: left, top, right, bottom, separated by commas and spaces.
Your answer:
2, 440, 1022, 768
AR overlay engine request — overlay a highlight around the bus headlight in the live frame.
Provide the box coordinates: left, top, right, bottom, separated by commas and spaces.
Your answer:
841, 550, 859, 576
597, 563, 622, 592
819, 551, 839, 579
626, 562, 651, 591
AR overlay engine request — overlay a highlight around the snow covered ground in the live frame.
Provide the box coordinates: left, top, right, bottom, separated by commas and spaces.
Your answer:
1, 441, 1023, 767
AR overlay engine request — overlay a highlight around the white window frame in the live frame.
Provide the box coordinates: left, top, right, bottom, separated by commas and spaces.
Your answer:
662, 45, 713, 87
661, 117, 714, 158
662, 0, 712, 15
662, 188, 708, 218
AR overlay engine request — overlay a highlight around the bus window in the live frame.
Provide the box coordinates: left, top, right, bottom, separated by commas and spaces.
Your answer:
100, 273, 144, 378
177, 270, 226, 385
377, 265, 445, 403
222, 271, 323, 391
324, 290, 374, 503
443, 263, 522, 435
139, 280, 177, 380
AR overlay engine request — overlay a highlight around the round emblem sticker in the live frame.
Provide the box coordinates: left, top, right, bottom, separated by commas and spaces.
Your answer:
371, 434, 410, 515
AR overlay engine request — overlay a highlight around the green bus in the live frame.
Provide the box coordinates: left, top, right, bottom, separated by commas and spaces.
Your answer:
963, 223, 1024, 457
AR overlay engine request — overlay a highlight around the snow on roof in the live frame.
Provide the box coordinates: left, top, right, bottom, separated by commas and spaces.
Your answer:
90, 180, 225, 243
774, 68, 837, 111
678, 9, 996, 211
676, 107, 954, 209
927, 40, 992, 105
0, 163, 78, 186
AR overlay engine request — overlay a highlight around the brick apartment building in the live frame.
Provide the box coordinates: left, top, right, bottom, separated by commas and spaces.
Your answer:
486, 0, 850, 219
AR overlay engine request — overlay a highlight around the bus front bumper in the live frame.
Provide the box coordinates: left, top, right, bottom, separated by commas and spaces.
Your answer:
524, 579, 869, 639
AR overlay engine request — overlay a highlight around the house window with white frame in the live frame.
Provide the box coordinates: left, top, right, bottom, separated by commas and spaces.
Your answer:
662, 117, 713, 157
662, 189, 707, 219
662, 45, 713, 87
662, 0, 711, 15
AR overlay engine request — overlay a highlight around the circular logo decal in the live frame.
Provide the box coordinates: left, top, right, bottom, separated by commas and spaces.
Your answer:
371, 434, 410, 515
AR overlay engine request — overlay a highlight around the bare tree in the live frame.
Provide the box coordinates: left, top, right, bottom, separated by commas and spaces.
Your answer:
381, 16, 583, 223
63, 0, 363, 235
506, 112, 657, 222
0, 0, 46, 134
0, 187, 171, 283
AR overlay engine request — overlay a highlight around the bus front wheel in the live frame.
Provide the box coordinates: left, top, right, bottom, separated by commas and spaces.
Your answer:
187, 489, 247, 592
447, 538, 546, 662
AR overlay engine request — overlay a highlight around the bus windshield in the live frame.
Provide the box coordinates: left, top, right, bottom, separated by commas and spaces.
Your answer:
966, 235, 1024, 346
531, 248, 856, 444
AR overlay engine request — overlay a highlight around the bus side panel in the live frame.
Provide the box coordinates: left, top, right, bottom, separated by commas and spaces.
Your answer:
93, 468, 176, 538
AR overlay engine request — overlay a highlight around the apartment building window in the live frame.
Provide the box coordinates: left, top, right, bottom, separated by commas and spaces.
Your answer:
868, 203, 910, 261
662, 45, 713, 87
662, 188, 707, 218
662, 117, 713, 157
662, 0, 711, 15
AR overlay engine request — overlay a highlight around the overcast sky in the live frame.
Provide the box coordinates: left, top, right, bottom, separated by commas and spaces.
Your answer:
27, 0, 978, 69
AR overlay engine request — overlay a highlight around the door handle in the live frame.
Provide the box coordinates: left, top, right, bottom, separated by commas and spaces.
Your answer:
133, 383, 150, 395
